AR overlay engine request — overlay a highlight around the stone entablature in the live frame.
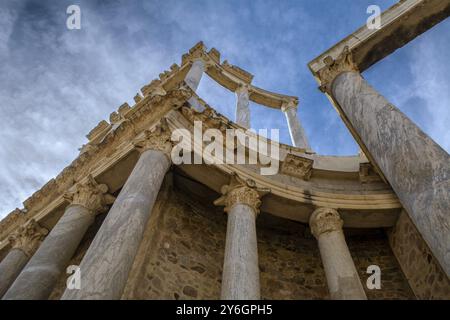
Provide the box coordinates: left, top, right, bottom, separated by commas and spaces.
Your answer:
180, 41, 297, 109
0, 42, 400, 253
308, 0, 450, 75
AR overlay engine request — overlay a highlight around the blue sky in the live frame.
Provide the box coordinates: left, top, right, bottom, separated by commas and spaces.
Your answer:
0, 0, 449, 217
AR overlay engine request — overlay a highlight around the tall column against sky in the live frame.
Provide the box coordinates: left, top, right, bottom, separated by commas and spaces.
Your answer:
235, 84, 251, 128
310, 207, 367, 300
317, 46, 450, 276
214, 175, 267, 300
281, 100, 310, 149
185, 58, 206, 111
3, 177, 113, 300
0, 220, 48, 297
61, 120, 172, 300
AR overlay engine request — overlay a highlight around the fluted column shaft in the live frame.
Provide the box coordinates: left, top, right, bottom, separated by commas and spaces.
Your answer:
310, 208, 366, 300
318, 47, 450, 275
3, 178, 112, 300
215, 176, 266, 300
0, 220, 47, 297
235, 85, 250, 128
62, 120, 172, 300
282, 102, 310, 149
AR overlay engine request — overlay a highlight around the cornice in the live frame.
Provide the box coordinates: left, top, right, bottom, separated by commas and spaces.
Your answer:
0, 85, 193, 243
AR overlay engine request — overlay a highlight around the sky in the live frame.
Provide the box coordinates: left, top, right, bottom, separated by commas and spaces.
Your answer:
0, 0, 449, 218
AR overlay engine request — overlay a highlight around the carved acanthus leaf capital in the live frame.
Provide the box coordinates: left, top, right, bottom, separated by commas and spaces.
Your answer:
309, 207, 343, 239
280, 154, 314, 181
214, 174, 269, 214
64, 175, 115, 214
133, 118, 173, 155
8, 219, 48, 257
317, 46, 359, 93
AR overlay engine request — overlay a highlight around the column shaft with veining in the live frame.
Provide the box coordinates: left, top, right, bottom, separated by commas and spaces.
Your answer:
61, 120, 172, 300
235, 85, 251, 128
0, 220, 48, 297
310, 207, 366, 300
3, 177, 113, 300
282, 101, 310, 149
215, 175, 267, 300
317, 47, 450, 275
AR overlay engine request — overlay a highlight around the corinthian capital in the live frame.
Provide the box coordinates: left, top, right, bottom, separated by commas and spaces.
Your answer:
317, 46, 359, 93
8, 219, 48, 257
214, 173, 269, 214
64, 175, 115, 214
133, 118, 172, 155
309, 207, 343, 239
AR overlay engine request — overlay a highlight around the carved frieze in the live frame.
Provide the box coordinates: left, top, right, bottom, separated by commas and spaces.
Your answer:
280, 153, 314, 181
181, 104, 229, 133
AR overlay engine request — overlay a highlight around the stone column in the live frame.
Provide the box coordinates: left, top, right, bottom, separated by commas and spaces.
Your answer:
235, 84, 250, 128
318, 46, 450, 276
186, 59, 206, 112
309, 207, 366, 300
281, 100, 310, 149
61, 120, 172, 300
0, 220, 48, 297
214, 175, 268, 300
3, 177, 113, 300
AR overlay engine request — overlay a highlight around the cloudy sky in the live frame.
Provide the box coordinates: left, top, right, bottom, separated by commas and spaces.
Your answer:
0, 0, 449, 218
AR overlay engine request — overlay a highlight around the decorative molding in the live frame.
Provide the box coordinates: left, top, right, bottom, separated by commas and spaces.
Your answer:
317, 46, 359, 93
64, 175, 115, 214
181, 104, 230, 133
181, 41, 209, 66
8, 219, 48, 257
281, 154, 314, 181
214, 173, 269, 214
0, 209, 27, 243
309, 207, 343, 239
222, 60, 254, 84
16, 86, 190, 220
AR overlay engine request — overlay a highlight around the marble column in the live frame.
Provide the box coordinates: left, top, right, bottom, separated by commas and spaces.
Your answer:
309, 207, 367, 300
281, 101, 310, 149
3, 177, 113, 300
62, 120, 172, 300
318, 46, 450, 276
214, 175, 267, 300
186, 59, 206, 112
235, 85, 250, 128
0, 220, 48, 297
